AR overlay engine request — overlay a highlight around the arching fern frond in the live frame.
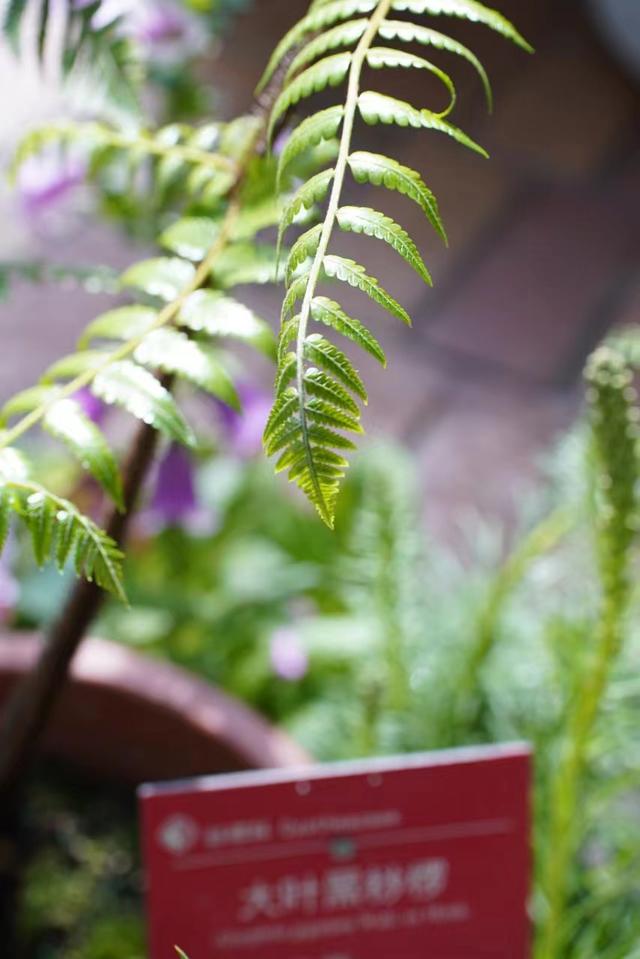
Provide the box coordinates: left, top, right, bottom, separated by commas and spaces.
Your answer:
264, 0, 529, 526
0, 130, 279, 596
0, 448, 125, 601
11, 120, 239, 209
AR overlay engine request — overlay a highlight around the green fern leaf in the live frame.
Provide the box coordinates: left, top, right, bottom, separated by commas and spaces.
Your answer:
43, 399, 124, 510
2, 387, 57, 423
304, 334, 367, 400
282, 273, 311, 322
311, 296, 387, 365
390, 0, 533, 52
122, 257, 196, 301
93, 361, 195, 447
211, 243, 283, 288
24, 491, 56, 567
2, 0, 28, 50
135, 330, 240, 409
42, 351, 109, 384
79, 306, 158, 348
277, 106, 344, 190
348, 151, 446, 242
323, 255, 411, 326
179, 291, 276, 359
286, 19, 369, 81
358, 91, 488, 157
336, 206, 432, 284
286, 225, 324, 284
378, 20, 492, 109
304, 368, 361, 416
257, 0, 376, 93
278, 169, 334, 260
366, 48, 456, 116
160, 218, 221, 262
269, 53, 352, 144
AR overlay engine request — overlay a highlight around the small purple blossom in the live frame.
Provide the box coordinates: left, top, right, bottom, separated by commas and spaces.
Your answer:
73, 388, 106, 425
152, 443, 198, 524
269, 627, 309, 682
216, 384, 271, 459
16, 148, 86, 224
144, 443, 214, 535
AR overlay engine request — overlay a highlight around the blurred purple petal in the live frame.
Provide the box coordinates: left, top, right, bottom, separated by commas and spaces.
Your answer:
217, 383, 271, 459
270, 627, 309, 682
17, 149, 86, 223
152, 443, 198, 525
74, 388, 106, 425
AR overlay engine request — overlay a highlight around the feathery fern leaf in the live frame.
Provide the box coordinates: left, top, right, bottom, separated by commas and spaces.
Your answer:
336, 206, 432, 284
0, 448, 125, 600
92, 361, 196, 447
347, 151, 446, 242
266, 0, 528, 524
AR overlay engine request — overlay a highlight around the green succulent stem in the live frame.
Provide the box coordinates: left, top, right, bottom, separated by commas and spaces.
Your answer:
294, 0, 393, 524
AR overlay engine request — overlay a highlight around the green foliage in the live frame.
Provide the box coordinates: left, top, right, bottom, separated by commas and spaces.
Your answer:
11, 120, 237, 216
2, 109, 281, 597
0, 449, 125, 601
265, 0, 528, 526
2, 0, 141, 118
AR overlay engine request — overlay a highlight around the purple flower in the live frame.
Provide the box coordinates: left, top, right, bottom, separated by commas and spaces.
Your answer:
269, 627, 309, 682
216, 384, 272, 459
16, 148, 86, 224
145, 443, 214, 535
152, 443, 198, 524
73, 388, 106, 425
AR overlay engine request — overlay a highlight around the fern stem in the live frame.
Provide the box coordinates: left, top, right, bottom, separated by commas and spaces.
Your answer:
294, 0, 393, 521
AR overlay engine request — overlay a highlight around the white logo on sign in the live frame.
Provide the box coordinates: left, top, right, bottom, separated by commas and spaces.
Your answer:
158, 815, 199, 855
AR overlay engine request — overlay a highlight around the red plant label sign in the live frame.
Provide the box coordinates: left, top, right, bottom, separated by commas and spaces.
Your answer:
140, 743, 531, 959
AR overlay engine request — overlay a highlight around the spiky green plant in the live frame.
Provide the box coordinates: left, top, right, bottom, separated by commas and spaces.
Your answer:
261, 0, 531, 526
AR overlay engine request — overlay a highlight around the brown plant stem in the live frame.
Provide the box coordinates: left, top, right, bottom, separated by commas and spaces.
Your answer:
0, 415, 161, 798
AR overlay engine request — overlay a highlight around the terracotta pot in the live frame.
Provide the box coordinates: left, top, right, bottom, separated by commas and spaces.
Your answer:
0, 633, 309, 784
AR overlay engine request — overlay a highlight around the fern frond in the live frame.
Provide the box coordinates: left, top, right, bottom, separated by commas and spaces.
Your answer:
357, 91, 487, 155
266, 0, 528, 524
0, 449, 125, 601
0, 179, 277, 553
323, 255, 411, 325
11, 121, 237, 209
378, 20, 492, 108
365, 48, 456, 117
348, 151, 446, 242
336, 206, 432, 284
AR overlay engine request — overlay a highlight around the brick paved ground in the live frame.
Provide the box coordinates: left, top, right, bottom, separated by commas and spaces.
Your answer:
1, 0, 639, 541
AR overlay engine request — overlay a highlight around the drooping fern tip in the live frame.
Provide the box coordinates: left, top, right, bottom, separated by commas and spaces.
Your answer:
262, 0, 531, 527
